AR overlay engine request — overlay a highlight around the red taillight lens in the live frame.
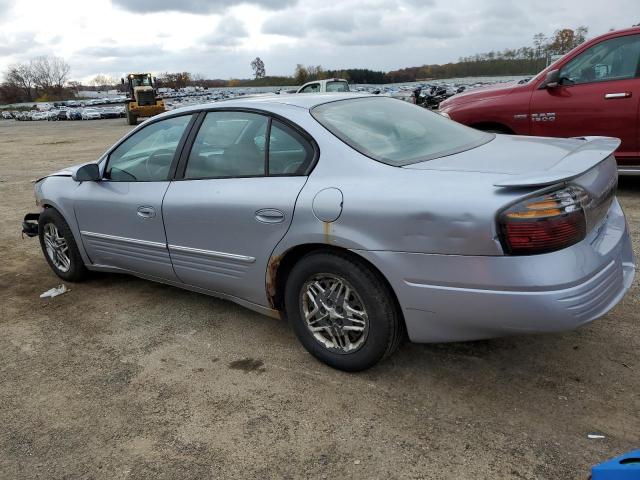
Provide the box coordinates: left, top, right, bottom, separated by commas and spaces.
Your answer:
499, 186, 589, 255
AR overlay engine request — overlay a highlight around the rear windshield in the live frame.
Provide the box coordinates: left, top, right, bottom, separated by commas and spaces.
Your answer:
311, 97, 492, 166
326, 81, 350, 92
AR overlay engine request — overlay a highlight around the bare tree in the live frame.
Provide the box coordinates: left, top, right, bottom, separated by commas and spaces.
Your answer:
31, 55, 71, 90
250, 57, 266, 79
89, 74, 117, 87
5, 62, 35, 101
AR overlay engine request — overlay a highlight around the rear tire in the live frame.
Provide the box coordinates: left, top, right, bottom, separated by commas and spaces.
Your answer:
284, 251, 403, 371
38, 208, 87, 282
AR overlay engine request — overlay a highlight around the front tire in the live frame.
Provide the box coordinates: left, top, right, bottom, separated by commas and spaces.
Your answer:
126, 108, 137, 125
284, 251, 403, 371
38, 208, 87, 282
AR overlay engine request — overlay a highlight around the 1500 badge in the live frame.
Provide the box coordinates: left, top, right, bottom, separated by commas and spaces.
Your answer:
531, 112, 556, 122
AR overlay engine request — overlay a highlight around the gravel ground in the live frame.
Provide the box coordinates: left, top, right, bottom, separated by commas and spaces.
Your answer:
0, 119, 638, 480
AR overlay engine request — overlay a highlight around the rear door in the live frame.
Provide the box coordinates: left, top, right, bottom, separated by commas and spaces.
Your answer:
162, 110, 316, 306
530, 34, 640, 166
74, 113, 195, 279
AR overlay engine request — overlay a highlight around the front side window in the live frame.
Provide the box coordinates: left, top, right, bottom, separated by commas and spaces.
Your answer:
326, 81, 349, 92
300, 83, 320, 93
184, 111, 268, 179
312, 97, 491, 166
559, 35, 640, 85
106, 114, 192, 181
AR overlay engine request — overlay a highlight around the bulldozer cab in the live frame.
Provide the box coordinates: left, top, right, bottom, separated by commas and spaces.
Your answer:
123, 73, 154, 96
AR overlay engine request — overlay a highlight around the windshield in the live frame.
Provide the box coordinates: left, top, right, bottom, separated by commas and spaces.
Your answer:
131, 75, 152, 87
311, 97, 492, 166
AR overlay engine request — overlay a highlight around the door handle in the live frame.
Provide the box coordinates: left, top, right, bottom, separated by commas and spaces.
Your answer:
255, 208, 285, 224
137, 206, 156, 219
604, 92, 631, 99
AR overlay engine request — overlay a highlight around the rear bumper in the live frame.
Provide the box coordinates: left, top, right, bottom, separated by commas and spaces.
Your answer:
356, 198, 636, 343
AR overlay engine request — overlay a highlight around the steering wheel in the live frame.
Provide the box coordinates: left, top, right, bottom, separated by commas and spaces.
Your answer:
144, 149, 172, 179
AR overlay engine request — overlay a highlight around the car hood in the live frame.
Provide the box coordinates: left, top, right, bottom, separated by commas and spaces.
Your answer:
440, 82, 519, 108
403, 135, 620, 187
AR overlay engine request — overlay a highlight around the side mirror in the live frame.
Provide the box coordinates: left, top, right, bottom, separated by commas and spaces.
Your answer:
73, 163, 101, 182
543, 69, 561, 88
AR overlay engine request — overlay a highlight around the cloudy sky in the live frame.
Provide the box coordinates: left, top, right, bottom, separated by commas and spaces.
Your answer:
0, 0, 637, 82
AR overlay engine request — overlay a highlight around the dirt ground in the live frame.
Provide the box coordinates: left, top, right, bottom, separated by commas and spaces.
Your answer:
0, 118, 638, 480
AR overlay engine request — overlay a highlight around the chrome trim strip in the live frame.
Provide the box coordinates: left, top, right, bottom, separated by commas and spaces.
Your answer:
81, 231, 167, 249
618, 168, 640, 176
168, 244, 255, 264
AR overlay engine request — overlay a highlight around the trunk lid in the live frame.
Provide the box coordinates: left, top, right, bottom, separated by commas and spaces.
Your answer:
403, 135, 619, 183
404, 134, 620, 240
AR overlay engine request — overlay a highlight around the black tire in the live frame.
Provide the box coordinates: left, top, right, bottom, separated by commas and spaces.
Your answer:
126, 107, 137, 126
284, 251, 403, 372
38, 208, 88, 282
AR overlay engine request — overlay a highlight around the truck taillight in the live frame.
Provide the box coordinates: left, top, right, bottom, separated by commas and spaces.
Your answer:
499, 186, 589, 255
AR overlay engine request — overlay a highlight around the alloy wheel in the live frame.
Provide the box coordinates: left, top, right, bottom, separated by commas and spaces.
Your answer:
43, 223, 71, 273
300, 273, 369, 353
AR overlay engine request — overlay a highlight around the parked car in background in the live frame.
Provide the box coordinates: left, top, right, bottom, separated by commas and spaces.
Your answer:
297, 78, 350, 93
100, 107, 121, 119
1, 111, 12, 119
31, 111, 48, 121
439, 26, 640, 174
81, 108, 102, 120
22, 94, 635, 371
66, 109, 82, 120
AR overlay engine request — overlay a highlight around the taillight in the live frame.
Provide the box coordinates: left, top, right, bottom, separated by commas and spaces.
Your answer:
499, 185, 589, 255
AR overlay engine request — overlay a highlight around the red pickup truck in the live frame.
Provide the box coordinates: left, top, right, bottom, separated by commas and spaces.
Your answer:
439, 27, 640, 174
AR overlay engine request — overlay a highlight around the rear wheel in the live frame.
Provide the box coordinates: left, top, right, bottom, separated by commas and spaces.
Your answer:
284, 251, 403, 371
38, 208, 87, 282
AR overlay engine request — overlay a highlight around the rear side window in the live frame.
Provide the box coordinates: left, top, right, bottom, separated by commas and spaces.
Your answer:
184, 112, 315, 178
311, 97, 491, 166
326, 81, 349, 92
185, 111, 268, 179
268, 120, 314, 175
560, 34, 640, 85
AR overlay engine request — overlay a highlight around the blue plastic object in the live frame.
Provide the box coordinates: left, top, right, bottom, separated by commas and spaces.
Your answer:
592, 450, 640, 479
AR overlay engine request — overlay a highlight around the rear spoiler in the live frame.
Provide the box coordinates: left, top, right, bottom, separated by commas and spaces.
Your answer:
494, 137, 620, 188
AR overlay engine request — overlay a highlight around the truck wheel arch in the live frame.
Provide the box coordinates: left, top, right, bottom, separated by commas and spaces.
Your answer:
470, 122, 515, 134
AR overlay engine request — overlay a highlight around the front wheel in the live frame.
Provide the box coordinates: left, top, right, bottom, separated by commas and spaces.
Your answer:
126, 108, 137, 125
284, 251, 403, 371
38, 208, 87, 282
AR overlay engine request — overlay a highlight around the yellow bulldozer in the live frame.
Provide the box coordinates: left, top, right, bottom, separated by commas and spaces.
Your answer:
121, 73, 165, 125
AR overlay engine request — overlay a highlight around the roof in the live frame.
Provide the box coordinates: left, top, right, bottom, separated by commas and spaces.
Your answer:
177, 92, 375, 113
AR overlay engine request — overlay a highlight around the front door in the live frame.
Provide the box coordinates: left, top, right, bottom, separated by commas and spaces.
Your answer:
530, 34, 640, 167
162, 110, 316, 306
74, 114, 194, 279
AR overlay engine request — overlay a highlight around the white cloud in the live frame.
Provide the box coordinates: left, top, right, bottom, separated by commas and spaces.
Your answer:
0, 0, 637, 81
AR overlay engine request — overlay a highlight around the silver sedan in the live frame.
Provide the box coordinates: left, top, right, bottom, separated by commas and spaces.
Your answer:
23, 94, 636, 371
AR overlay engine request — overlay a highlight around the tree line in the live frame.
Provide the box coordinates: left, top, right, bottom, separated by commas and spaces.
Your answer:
0, 26, 595, 104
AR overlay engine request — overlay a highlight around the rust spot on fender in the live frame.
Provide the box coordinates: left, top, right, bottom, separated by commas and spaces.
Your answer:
266, 254, 282, 309
323, 221, 332, 244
